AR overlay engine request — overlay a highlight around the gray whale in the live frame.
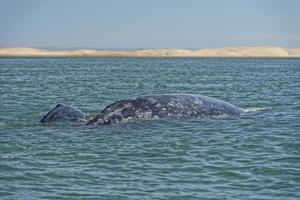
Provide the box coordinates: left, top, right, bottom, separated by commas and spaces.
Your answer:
40, 103, 84, 123
41, 94, 245, 125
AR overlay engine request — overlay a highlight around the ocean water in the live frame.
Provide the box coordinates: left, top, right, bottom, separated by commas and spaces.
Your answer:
0, 58, 299, 199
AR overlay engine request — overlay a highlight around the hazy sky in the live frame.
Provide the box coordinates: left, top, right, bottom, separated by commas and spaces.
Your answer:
0, 0, 299, 49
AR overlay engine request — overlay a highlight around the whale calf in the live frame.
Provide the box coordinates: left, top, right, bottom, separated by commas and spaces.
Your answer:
40, 94, 245, 125
40, 103, 84, 123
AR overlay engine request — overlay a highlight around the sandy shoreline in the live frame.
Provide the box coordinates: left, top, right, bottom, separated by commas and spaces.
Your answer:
1, 47, 300, 58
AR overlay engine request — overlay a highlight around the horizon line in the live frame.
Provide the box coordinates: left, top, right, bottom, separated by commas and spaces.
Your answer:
1, 46, 300, 58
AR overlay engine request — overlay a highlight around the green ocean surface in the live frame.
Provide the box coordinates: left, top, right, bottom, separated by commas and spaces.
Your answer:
0, 58, 299, 199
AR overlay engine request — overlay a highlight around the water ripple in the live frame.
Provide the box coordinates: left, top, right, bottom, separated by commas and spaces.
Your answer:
1, 58, 300, 199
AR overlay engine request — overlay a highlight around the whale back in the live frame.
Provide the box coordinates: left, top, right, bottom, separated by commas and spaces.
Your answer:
86, 94, 245, 126
40, 104, 84, 123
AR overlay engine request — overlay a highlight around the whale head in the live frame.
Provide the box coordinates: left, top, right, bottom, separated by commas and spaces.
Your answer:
40, 104, 84, 123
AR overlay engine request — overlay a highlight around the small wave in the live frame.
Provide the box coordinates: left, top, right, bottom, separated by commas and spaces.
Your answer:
243, 107, 271, 113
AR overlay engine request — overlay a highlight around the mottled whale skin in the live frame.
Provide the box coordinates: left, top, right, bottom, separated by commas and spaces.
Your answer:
86, 94, 245, 126
40, 103, 84, 123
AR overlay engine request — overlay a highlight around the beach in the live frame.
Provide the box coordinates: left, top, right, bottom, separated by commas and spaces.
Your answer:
1, 47, 300, 57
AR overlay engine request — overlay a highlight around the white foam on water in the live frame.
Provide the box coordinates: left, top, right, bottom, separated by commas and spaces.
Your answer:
243, 107, 272, 113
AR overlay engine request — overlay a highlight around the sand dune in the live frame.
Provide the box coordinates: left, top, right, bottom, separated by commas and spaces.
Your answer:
0, 47, 300, 57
